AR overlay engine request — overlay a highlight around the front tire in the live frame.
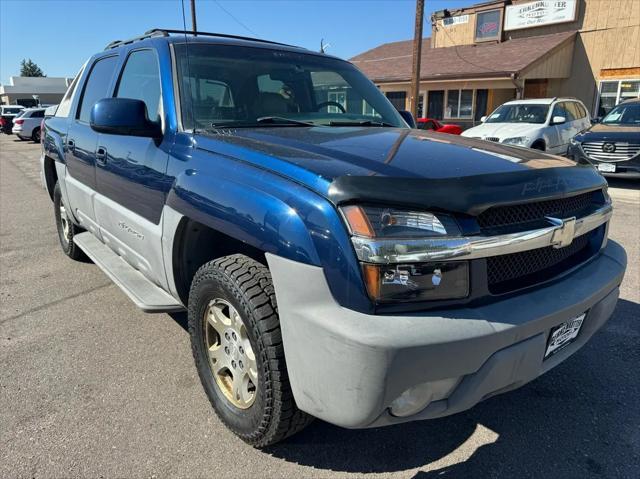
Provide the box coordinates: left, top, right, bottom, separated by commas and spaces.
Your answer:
54, 181, 86, 261
32, 127, 41, 143
531, 140, 545, 151
188, 254, 312, 447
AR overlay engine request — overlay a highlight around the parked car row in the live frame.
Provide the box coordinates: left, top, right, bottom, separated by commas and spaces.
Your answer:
0, 104, 58, 143
440, 96, 639, 179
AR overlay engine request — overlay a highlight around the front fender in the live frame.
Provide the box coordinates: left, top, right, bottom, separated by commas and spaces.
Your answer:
167, 169, 320, 266
164, 144, 373, 314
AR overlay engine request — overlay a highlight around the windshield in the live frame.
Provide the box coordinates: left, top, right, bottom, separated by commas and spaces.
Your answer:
2, 107, 23, 115
601, 102, 640, 125
485, 104, 549, 124
174, 43, 406, 130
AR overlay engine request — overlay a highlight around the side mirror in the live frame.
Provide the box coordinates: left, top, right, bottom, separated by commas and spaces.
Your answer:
480, 116, 487, 122
397, 110, 416, 129
551, 115, 566, 125
591, 117, 601, 124
90, 98, 161, 138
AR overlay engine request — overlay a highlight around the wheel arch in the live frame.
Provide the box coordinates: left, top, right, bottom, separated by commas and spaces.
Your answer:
531, 138, 546, 151
170, 216, 268, 305
43, 155, 58, 201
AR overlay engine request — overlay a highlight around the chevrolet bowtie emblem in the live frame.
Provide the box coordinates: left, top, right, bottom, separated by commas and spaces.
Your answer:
546, 216, 577, 248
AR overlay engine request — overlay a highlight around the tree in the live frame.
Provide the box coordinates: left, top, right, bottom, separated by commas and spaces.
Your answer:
20, 59, 45, 77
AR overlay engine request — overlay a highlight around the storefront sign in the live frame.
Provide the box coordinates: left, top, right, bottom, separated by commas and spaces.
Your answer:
504, 0, 578, 31
443, 15, 469, 27
475, 9, 502, 42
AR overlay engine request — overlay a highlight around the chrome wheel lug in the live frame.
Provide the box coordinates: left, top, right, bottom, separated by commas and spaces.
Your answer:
224, 346, 230, 355
239, 346, 244, 355
239, 360, 244, 369
225, 332, 230, 341
232, 332, 237, 341
231, 360, 237, 369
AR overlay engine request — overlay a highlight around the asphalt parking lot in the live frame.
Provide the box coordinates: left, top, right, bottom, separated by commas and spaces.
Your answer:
1, 134, 638, 478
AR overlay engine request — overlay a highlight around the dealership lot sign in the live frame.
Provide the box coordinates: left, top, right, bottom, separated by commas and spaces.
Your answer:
504, 0, 577, 31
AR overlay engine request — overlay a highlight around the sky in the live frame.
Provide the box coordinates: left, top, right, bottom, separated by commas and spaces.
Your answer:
0, 0, 479, 84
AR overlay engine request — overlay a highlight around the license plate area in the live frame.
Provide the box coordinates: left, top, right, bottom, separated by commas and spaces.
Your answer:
597, 163, 616, 173
545, 313, 586, 359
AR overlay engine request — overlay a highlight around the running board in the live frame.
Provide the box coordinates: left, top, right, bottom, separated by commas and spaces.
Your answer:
73, 232, 185, 313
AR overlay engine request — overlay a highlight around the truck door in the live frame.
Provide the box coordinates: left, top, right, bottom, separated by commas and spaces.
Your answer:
65, 55, 119, 237
93, 48, 172, 287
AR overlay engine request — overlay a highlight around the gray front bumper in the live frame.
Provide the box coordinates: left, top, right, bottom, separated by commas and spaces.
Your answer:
266, 241, 626, 429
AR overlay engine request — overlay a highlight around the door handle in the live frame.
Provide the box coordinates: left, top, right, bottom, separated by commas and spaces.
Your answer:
67, 139, 75, 151
96, 146, 107, 165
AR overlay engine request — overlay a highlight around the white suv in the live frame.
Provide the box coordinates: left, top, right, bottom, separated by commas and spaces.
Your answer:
462, 98, 591, 154
12, 107, 46, 142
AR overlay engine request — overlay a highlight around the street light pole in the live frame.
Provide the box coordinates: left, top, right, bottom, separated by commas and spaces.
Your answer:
190, 0, 198, 34
409, 0, 425, 120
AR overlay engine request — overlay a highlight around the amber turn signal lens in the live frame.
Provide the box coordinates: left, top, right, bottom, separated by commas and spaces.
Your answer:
362, 264, 381, 300
342, 205, 375, 237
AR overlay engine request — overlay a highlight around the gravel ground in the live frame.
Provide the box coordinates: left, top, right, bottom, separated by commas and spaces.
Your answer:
1, 134, 638, 478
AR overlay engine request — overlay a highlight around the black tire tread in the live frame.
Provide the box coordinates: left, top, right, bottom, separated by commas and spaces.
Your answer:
53, 181, 86, 261
188, 254, 313, 447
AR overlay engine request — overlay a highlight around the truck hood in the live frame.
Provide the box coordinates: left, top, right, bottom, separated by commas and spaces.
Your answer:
196, 127, 604, 215
462, 122, 542, 141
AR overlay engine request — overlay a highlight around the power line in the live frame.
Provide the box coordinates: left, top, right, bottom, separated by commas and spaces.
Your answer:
213, 0, 258, 36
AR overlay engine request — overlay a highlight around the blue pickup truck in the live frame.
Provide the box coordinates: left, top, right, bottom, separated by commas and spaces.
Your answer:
41, 29, 626, 447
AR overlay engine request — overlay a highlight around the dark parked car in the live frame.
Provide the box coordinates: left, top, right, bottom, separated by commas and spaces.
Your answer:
569, 98, 640, 179
0, 105, 25, 134
41, 29, 626, 447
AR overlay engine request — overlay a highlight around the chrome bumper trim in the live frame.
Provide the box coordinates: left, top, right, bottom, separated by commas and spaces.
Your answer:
352, 204, 612, 264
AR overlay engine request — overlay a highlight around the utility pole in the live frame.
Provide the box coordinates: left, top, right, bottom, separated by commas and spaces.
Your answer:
190, 0, 198, 34
409, 0, 425, 119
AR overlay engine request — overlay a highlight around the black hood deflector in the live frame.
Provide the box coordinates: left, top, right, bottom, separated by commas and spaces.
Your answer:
328, 166, 606, 216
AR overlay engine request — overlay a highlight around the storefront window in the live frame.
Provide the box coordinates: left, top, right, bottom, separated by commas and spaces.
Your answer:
621, 80, 640, 101
475, 9, 502, 42
597, 79, 640, 117
445, 89, 473, 118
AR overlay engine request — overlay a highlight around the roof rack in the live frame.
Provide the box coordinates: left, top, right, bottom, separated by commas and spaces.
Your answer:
104, 28, 295, 50
104, 29, 168, 50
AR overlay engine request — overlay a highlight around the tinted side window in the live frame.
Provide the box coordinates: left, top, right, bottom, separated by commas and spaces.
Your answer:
77, 56, 119, 123
564, 102, 579, 121
55, 66, 84, 118
116, 50, 161, 122
576, 102, 588, 119
32, 110, 45, 118
552, 102, 569, 120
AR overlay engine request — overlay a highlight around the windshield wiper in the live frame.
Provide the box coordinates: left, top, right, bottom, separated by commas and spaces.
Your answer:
328, 120, 396, 127
256, 116, 315, 127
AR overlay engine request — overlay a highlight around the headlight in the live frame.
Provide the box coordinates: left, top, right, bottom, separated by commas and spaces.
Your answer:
341, 205, 460, 238
502, 136, 530, 146
341, 205, 468, 303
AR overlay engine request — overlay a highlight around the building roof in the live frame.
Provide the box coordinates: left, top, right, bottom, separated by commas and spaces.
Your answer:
0, 76, 73, 95
350, 31, 576, 83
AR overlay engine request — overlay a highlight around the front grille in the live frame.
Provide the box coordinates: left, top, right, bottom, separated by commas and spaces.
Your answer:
477, 190, 603, 232
582, 141, 640, 162
487, 231, 595, 294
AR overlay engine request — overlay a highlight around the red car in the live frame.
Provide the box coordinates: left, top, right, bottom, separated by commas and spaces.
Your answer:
416, 117, 462, 135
